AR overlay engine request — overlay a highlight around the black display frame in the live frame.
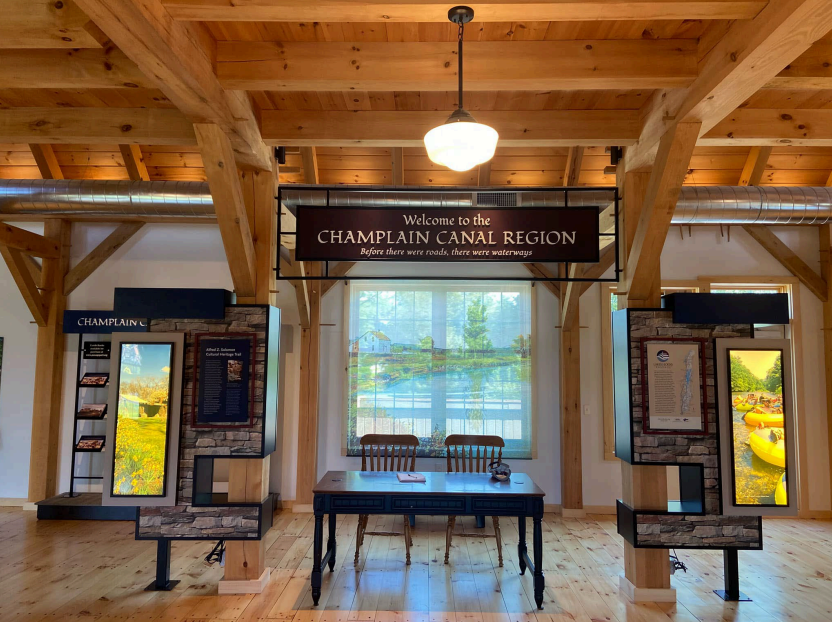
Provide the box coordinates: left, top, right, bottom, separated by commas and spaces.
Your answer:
725, 346, 791, 510
110, 341, 176, 499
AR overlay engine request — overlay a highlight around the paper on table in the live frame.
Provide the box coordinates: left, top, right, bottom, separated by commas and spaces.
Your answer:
397, 473, 426, 483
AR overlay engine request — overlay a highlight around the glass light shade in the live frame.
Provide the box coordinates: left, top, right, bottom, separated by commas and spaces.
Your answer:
424, 110, 498, 172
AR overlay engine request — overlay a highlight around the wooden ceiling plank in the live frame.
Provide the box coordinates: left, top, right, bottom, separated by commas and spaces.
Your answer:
0, 0, 103, 49
628, 0, 832, 171
300, 146, 319, 184
119, 144, 151, 181
564, 146, 584, 186
64, 222, 145, 295
743, 224, 828, 301
28, 145, 64, 180
701, 108, 832, 146
162, 0, 766, 22
195, 123, 257, 298
622, 121, 701, 301
1, 108, 196, 145
0, 246, 49, 327
0, 223, 60, 258
738, 145, 772, 185
74, 0, 271, 171
0, 49, 152, 89
262, 110, 641, 146
216, 40, 697, 91
767, 42, 832, 89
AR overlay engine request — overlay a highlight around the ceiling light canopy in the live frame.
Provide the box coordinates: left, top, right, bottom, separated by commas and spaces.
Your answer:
424, 7, 498, 173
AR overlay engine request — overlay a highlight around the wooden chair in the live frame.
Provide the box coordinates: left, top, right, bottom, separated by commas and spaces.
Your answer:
444, 434, 505, 566
355, 433, 420, 565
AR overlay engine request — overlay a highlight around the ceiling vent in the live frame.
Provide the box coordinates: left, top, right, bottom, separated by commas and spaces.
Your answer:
475, 192, 517, 207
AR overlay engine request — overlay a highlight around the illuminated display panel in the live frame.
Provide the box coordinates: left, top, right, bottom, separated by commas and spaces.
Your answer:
727, 349, 788, 507
111, 342, 174, 497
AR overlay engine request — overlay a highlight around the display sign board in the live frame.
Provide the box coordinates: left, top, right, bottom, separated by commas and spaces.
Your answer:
83, 341, 111, 359
641, 338, 707, 434
64, 310, 148, 334
715, 338, 797, 517
294, 205, 601, 263
193, 334, 256, 428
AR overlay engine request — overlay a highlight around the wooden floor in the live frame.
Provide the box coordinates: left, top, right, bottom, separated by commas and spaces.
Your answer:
0, 509, 831, 622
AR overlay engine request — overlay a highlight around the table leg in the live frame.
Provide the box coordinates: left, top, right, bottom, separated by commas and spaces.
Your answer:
312, 513, 324, 605
328, 513, 337, 571
517, 516, 527, 575
476, 515, 486, 529
533, 515, 544, 609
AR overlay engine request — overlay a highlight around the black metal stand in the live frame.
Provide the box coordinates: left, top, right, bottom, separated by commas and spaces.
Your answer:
714, 549, 751, 601
145, 539, 180, 591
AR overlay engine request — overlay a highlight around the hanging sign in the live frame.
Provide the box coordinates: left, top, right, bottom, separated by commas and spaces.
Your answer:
63, 310, 148, 334
293, 205, 601, 263
193, 333, 256, 428
83, 341, 111, 359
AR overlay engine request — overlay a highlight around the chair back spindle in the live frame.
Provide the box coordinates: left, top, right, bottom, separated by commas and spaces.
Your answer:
444, 434, 504, 473
360, 434, 419, 472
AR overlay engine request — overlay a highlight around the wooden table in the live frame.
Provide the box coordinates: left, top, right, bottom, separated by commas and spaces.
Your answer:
311, 470, 546, 608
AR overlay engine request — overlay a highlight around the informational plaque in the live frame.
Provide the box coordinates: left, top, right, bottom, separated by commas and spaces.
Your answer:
194, 334, 255, 428
643, 339, 706, 433
83, 341, 111, 359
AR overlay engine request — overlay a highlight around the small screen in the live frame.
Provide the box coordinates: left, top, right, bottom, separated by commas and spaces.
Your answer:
112, 343, 173, 497
728, 349, 787, 506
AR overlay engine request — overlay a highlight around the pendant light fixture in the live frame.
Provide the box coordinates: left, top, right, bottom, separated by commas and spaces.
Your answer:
424, 6, 498, 172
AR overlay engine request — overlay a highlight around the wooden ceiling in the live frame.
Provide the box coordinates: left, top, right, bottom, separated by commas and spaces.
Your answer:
1, 1, 832, 188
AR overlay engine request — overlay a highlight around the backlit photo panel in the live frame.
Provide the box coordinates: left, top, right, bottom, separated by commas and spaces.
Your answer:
111, 342, 174, 497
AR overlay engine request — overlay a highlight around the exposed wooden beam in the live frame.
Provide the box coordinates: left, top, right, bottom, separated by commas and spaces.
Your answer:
261, 110, 640, 147
628, 0, 832, 171
0, 246, 49, 327
64, 222, 145, 295
767, 42, 832, 89
523, 263, 560, 300
28, 145, 63, 180
561, 264, 581, 330
622, 122, 701, 301
579, 243, 618, 294
195, 123, 257, 298
24, 255, 43, 286
321, 261, 356, 297
162, 0, 767, 22
701, 109, 832, 146
743, 224, 828, 301
560, 315, 582, 515
119, 144, 150, 181
217, 40, 696, 91
0, 48, 152, 89
564, 146, 584, 186
0, 108, 195, 145
0, 0, 102, 48
478, 161, 492, 187
280, 251, 310, 328
818, 225, 832, 507
300, 147, 319, 184
0, 223, 60, 258
74, 0, 271, 171
738, 146, 772, 186
392, 148, 404, 186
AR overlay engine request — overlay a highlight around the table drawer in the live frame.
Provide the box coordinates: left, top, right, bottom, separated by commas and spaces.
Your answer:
471, 498, 527, 513
392, 497, 466, 512
331, 497, 384, 512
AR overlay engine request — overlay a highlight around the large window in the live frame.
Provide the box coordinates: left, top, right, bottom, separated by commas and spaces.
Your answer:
346, 281, 534, 458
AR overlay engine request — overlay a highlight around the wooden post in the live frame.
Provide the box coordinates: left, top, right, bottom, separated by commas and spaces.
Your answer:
295, 262, 322, 511
819, 224, 832, 507
27, 219, 71, 502
560, 311, 583, 516
221, 162, 278, 592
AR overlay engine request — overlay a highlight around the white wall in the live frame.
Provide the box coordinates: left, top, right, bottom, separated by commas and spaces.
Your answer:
0, 222, 829, 513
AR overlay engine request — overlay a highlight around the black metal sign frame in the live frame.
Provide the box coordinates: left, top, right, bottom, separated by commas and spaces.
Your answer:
275, 185, 620, 284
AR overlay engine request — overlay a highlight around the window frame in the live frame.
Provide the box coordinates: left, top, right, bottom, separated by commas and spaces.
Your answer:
341, 280, 538, 459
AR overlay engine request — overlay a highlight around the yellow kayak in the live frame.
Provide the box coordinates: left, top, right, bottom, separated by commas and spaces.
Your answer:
775, 472, 788, 506
743, 407, 785, 428
735, 402, 755, 412
749, 427, 786, 468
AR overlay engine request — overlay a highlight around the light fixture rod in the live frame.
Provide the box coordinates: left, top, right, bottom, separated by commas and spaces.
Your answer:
457, 22, 464, 110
